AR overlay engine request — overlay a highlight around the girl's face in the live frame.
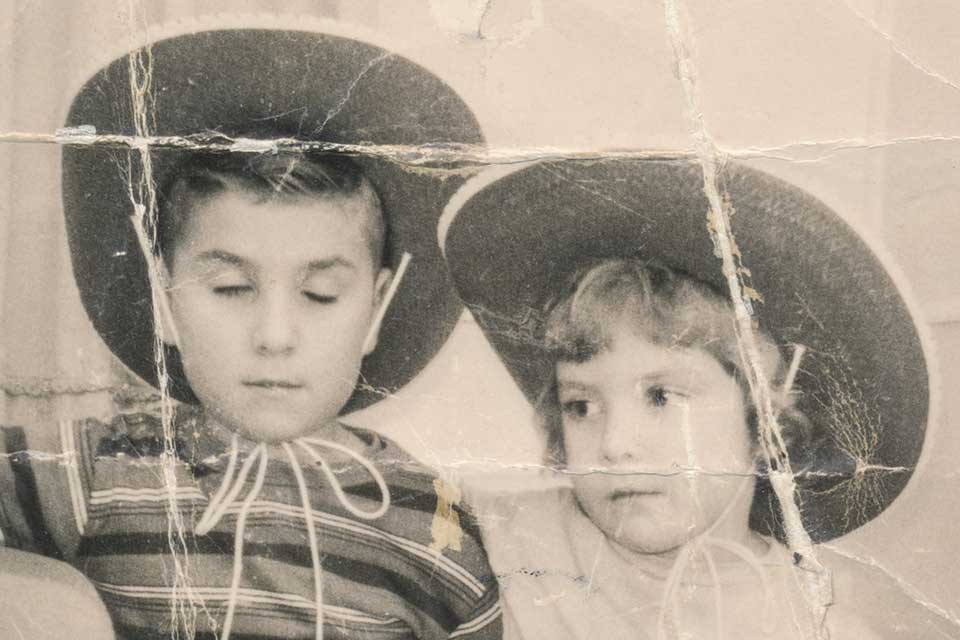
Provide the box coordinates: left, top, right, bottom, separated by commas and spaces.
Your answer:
557, 323, 756, 556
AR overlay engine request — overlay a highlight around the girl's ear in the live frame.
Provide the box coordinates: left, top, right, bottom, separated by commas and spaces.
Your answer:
155, 263, 182, 349
361, 267, 394, 356
750, 402, 816, 472
776, 405, 816, 466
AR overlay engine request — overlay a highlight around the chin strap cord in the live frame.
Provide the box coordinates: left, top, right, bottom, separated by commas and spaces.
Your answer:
188, 250, 408, 639
655, 345, 806, 639
655, 478, 775, 640
194, 434, 390, 640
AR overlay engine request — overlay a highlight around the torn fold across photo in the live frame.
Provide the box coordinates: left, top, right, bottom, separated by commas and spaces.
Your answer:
1, 3, 959, 640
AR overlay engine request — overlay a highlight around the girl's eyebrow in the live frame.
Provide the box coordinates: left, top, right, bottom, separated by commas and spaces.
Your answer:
639, 368, 706, 390
556, 378, 594, 393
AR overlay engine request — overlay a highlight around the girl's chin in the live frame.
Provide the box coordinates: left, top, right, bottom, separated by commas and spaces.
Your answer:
596, 510, 705, 558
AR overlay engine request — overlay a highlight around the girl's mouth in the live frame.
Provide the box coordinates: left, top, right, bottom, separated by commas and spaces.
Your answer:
609, 488, 664, 501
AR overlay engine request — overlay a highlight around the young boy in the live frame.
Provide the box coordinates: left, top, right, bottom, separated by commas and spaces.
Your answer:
1, 27, 500, 640
439, 159, 954, 638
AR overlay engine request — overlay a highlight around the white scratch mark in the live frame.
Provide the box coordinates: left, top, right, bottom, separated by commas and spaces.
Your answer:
840, 0, 960, 95
823, 543, 960, 632
662, 0, 832, 637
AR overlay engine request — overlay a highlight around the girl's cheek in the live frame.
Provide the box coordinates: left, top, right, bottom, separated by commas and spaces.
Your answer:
564, 429, 603, 467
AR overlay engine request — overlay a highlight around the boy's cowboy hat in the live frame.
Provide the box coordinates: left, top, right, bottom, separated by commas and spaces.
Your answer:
440, 158, 929, 542
62, 23, 483, 412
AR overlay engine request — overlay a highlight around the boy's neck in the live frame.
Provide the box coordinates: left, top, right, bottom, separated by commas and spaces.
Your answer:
197, 409, 350, 451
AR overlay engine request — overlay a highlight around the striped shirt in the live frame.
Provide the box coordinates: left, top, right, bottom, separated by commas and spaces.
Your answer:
2, 410, 502, 640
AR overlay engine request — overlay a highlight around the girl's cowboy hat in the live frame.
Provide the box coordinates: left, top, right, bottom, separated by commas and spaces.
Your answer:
440, 158, 929, 542
62, 22, 483, 412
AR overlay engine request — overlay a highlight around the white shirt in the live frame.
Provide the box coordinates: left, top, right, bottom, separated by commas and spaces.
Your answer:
472, 486, 948, 640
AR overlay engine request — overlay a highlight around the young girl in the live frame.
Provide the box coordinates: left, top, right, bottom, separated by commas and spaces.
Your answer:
439, 159, 955, 639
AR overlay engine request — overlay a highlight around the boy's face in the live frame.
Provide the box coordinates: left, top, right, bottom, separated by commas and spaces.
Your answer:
163, 190, 390, 443
557, 324, 755, 556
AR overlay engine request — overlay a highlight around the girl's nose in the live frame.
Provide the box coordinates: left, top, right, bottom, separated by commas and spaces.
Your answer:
600, 406, 646, 464
251, 290, 299, 355
600, 399, 669, 468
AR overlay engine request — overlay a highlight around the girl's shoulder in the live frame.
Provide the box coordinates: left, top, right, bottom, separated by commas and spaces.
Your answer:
466, 476, 573, 521
818, 544, 959, 638
466, 481, 584, 560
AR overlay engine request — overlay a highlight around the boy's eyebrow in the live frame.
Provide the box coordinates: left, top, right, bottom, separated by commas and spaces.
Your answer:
303, 257, 357, 273
194, 250, 250, 268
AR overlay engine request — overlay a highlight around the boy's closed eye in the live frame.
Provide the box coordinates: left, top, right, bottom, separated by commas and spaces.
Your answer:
208, 271, 255, 298
212, 283, 255, 297
210, 283, 343, 304
197, 261, 255, 298
301, 273, 346, 305
302, 289, 339, 304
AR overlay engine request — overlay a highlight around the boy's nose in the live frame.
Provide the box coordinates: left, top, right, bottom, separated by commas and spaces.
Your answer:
251, 291, 299, 355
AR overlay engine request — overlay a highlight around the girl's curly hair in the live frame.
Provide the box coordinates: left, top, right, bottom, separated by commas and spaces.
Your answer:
536, 258, 819, 473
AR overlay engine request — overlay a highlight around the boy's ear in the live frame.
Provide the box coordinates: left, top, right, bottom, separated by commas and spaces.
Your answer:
154, 263, 182, 349
361, 268, 394, 356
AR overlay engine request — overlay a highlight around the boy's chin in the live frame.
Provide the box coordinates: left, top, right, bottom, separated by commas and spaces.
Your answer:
239, 424, 321, 444
245, 418, 342, 444
210, 408, 340, 444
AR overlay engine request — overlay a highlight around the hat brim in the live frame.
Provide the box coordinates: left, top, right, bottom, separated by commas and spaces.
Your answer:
62, 28, 483, 412
441, 158, 929, 542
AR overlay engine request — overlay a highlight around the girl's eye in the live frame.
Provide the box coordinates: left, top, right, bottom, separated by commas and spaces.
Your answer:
561, 399, 601, 420
212, 285, 254, 297
647, 386, 685, 408
303, 291, 338, 304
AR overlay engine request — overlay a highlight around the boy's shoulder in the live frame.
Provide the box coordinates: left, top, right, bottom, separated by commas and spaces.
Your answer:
339, 422, 441, 488
0, 410, 170, 559
333, 424, 502, 629
340, 424, 492, 553
81, 410, 189, 460
2, 409, 166, 454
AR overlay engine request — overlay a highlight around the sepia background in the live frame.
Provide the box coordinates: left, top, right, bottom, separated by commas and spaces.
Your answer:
2, 0, 959, 624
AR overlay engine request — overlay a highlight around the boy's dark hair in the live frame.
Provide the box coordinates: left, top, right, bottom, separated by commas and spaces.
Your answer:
536, 258, 821, 472
154, 152, 389, 268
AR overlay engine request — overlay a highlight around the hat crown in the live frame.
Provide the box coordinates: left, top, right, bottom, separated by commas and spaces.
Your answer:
442, 158, 929, 542
63, 28, 484, 412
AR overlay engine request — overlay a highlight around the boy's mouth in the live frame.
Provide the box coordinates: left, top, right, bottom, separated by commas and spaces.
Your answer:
242, 378, 306, 391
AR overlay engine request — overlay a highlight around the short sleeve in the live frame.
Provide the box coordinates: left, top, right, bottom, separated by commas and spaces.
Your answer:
1, 418, 110, 559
